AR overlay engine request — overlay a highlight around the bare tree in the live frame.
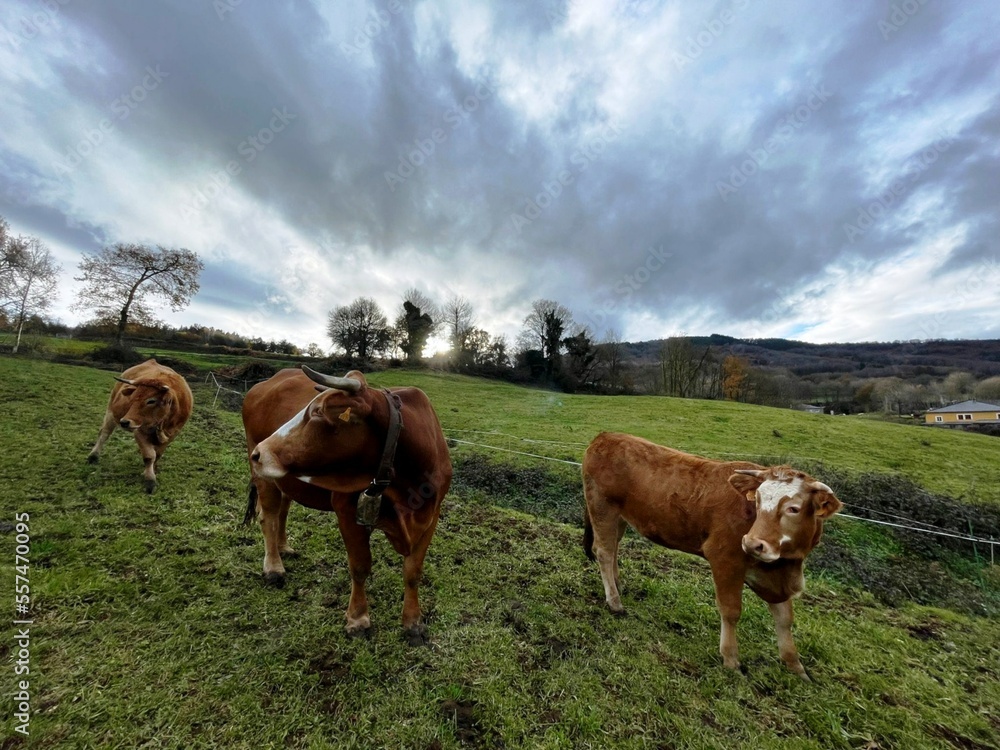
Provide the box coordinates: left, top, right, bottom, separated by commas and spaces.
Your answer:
442, 295, 475, 365
0, 217, 27, 303
2, 236, 61, 353
659, 337, 712, 398
327, 297, 391, 360
74, 243, 203, 346
942, 371, 976, 402
870, 376, 906, 414
973, 376, 1000, 404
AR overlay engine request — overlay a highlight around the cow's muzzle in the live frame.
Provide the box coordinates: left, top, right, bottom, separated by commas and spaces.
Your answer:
250, 442, 287, 479
120, 419, 138, 431
742, 535, 780, 563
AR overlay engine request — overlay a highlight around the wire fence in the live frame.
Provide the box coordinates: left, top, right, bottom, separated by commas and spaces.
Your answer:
199, 379, 997, 561
204, 371, 273, 407
443, 430, 998, 561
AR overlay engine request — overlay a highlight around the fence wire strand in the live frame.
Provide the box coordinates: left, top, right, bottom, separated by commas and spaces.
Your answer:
445, 431, 998, 550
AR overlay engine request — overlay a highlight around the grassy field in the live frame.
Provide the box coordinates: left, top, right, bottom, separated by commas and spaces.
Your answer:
2, 356, 999, 748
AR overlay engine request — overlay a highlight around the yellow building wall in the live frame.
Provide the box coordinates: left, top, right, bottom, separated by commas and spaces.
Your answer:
925, 410, 1000, 424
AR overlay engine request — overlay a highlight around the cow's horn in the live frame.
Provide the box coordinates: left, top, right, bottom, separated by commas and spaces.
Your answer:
809, 481, 833, 493
734, 469, 765, 477
114, 376, 136, 385
300, 365, 362, 393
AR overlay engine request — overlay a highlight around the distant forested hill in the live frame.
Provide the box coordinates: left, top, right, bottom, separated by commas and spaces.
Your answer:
623, 335, 1000, 380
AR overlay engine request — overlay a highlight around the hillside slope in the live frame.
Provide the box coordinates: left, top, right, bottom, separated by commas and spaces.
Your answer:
363, 369, 1000, 506
2, 357, 999, 748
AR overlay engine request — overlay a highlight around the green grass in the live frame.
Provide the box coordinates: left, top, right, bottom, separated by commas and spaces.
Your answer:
23, 336, 1000, 506
360, 369, 1000, 507
2, 357, 1000, 748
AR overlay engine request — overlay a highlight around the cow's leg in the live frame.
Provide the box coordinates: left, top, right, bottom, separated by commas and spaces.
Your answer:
137, 438, 158, 494
401, 517, 439, 646
276, 493, 295, 557
256, 480, 288, 586
337, 512, 373, 636
87, 409, 118, 463
710, 564, 744, 671
614, 518, 628, 592
589, 504, 626, 613
768, 600, 809, 680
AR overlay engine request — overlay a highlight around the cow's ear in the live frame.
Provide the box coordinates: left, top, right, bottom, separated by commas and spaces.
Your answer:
729, 470, 765, 497
808, 482, 842, 518
317, 391, 370, 424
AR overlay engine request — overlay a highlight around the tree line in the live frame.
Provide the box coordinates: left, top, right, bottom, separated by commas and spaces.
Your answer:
325, 293, 632, 392
5, 212, 997, 408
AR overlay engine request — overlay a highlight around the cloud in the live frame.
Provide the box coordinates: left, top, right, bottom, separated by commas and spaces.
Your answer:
0, 0, 997, 346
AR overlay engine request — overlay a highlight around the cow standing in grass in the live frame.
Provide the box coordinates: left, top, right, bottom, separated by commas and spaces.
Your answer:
87, 359, 193, 493
582, 432, 842, 679
243, 366, 451, 645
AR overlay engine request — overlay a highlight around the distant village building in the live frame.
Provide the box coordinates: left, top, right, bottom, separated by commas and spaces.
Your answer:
924, 400, 1000, 426
793, 404, 825, 414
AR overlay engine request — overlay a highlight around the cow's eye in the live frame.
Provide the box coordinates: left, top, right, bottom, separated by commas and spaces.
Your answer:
146, 398, 158, 406
785, 505, 801, 515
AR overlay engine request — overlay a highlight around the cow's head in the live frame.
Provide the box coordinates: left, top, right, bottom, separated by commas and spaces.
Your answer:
115, 377, 174, 443
251, 367, 375, 484
728, 467, 842, 563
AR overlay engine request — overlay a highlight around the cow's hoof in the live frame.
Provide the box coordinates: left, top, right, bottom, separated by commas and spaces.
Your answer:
404, 624, 428, 647
279, 548, 300, 559
144, 479, 157, 494
346, 624, 371, 640
263, 572, 286, 588
87, 453, 99, 464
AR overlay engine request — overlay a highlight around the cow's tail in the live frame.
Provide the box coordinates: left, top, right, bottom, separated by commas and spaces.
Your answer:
242, 482, 258, 527
582, 475, 596, 562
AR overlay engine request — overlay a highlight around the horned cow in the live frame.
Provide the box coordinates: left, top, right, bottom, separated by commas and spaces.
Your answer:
242, 366, 452, 645
582, 432, 842, 679
87, 359, 194, 493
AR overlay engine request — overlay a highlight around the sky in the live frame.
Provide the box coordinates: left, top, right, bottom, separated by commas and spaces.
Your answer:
1, 0, 998, 351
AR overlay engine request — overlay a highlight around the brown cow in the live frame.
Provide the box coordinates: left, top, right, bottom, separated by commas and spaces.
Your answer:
87, 359, 194, 493
242, 366, 451, 645
582, 432, 841, 679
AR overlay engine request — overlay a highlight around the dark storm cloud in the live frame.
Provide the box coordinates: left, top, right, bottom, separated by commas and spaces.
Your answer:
1, 0, 997, 342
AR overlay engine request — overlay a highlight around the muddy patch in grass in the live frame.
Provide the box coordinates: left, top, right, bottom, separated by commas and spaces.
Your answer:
931, 724, 997, 750
307, 652, 353, 687
440, 698, 483, 747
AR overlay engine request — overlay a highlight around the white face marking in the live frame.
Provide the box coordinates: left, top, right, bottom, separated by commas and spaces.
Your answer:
757, 477, 803, 513
274, 394, 322, 437
779, 534, 792, 546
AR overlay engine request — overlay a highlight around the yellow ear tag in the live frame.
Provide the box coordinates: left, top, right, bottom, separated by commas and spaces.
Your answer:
339, 408, 352, 423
